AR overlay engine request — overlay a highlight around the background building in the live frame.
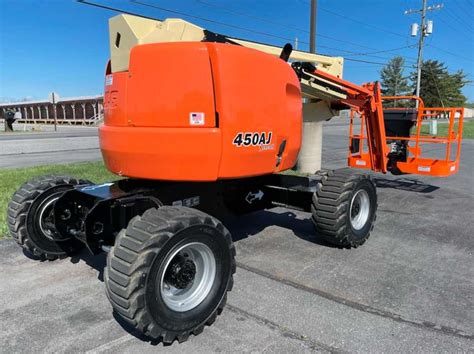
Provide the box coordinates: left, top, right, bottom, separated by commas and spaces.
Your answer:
0, 95, 103, 124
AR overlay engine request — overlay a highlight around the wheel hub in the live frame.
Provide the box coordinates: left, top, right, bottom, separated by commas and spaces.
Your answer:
159, 242, 216, 312
165, 255, 197, 289
350, 189, 370, 231
38, 196, 61, 240
351, 200, 361, 218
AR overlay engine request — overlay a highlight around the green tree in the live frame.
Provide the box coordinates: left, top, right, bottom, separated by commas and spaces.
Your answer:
411, 60, 469, 107
380, 56, 411, 107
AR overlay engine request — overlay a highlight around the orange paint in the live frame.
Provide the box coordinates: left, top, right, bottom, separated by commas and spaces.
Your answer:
100, 42, 302, 181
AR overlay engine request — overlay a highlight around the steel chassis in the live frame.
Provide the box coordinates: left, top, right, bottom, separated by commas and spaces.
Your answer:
54, 173, 324, 254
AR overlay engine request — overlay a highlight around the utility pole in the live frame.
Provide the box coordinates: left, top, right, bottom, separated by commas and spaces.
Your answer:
405, 1, 443, 105
405, 1, 443, 133
297, 0, 321, 174
415, 0, 427, 106
309, 0, 317, 53
49, 92, 59, 132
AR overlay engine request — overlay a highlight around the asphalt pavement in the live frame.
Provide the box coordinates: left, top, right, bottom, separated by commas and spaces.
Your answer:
0, 122, 473, 352
0, 126, 101, 168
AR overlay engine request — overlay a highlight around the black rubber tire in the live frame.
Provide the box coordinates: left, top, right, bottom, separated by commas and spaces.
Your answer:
311, 169, 377, 248
104, 206, 236, 344
7, 175, 91, 260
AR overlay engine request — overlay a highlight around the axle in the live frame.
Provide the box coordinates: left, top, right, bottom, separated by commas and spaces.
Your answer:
52, 174, 322, 253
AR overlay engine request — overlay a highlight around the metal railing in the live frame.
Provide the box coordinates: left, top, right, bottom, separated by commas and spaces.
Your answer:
347, 95, 465, 177
1, 112, 104, 128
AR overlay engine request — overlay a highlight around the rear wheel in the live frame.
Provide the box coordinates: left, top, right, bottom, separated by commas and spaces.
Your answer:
7, 175, 91, 260
311, 169, 377, 248
104, 206, 236, 344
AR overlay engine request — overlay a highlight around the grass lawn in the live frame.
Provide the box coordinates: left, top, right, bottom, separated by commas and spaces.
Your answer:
0, 161, 116, 238
418, 119, 474, 138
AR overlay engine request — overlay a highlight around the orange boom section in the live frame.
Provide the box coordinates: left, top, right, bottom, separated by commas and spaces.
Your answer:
100, 42, 302, 181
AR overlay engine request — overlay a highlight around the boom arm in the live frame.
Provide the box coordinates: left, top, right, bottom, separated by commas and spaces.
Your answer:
292, 62, 389, 173
290, 62, 464, 177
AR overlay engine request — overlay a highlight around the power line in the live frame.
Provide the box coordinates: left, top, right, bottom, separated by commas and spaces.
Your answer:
79, 0, 418, 67
130, 0, 344, 56
195, 0, 377, 50
320, 47, 417, 63
452, 0, 471, 18
426, 64, 445, 107
344, 64, 384, 68
131, 0, 305, 43
198, 0, 419, 57
131, 0, 418, 64
455, 0, 472, 14
198, 0, 303, 32
461, 1, 474, 15
130, 0, 337, 55
345, 57, 417, 69
76, 0, 162, 20
297, 0, 408, 38
444, 5, 474, 31
80, 0, 316, 52
78, 0, 472, 74
320, 7, 408, 38
80, 0, 473, 69
345, 58, 397, 66
344, 45, 418, 57
427, 44, 474, 62
344, 57, 450, 76
78, 0, 466, 92
431, 11, 473, 39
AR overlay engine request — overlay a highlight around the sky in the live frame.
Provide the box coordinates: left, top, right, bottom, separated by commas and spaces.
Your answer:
0, 0, 473, 103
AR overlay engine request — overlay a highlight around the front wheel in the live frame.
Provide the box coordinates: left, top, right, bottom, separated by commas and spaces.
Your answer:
104, 206, 236, 344
311, 169, 377, 248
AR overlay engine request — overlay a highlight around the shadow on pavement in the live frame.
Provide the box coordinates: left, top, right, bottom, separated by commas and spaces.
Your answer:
224, 210, 339, 248
69, 209, 338, 284
375, 177, 439, 193
71, 250, 106, 281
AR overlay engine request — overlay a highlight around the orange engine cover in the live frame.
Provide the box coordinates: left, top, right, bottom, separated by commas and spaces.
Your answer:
100, 42, 302, 181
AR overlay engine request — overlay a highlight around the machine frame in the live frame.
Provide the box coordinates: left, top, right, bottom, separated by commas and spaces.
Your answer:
53, 173, 323, 254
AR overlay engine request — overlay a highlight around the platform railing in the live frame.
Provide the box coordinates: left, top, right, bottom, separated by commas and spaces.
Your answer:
347, 96, 464, 177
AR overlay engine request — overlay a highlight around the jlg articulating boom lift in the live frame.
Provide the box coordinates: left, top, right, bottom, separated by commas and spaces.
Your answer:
8, 14, 464, 344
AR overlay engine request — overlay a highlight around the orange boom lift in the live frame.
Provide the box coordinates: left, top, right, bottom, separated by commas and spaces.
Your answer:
8, 12, 464, 345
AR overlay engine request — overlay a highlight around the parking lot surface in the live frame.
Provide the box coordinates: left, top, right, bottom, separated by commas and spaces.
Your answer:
1, 122, 473, 352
